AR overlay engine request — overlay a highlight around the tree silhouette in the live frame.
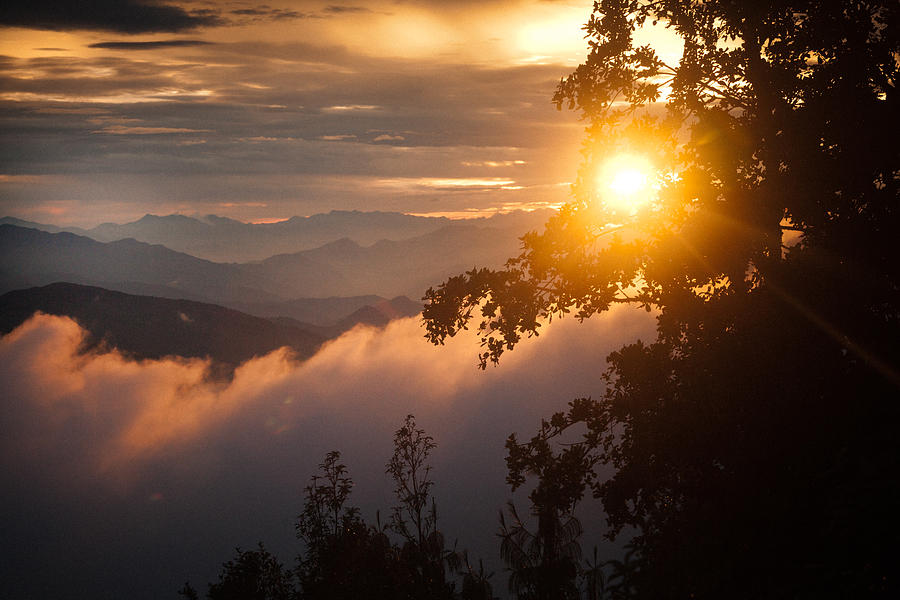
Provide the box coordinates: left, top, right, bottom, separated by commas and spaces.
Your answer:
457, 551, 496, 600
498, 502, 581, 600
386, 414, 456, 599
296, 451, 356, 548
185, 418, 499, 599
387, 415, 438, 547
296, 451, 407, 599
206, 543, 295, 600
580, 547, 605, 600
424, 1, 899, 596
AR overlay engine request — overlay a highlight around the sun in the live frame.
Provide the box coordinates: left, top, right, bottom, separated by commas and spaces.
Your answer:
596, 153, 656, 214
610, 168, 648, 196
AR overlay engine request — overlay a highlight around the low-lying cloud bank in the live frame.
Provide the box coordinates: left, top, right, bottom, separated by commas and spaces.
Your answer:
0, 307, 655, 599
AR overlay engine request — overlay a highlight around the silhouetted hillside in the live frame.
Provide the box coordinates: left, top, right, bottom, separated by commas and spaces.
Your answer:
269, 296, 422, 338
0, 283, 325, 367
227, 294, 397, 326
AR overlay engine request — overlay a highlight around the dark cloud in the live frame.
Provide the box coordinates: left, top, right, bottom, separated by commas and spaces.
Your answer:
0, 0, 223, 34
0, 48, 575, 159
232, 8, 271, 16
230, 7, 312, 21
322, 5, 372, 14
88, 39, 213, 50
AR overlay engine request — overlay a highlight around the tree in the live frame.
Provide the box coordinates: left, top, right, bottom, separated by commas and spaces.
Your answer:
206, 544, 295, 600
457, 551, 496, 600
498, 423, 587, 600
386, 414, 456, 599
387, 415, 438, 548
498, 502, 582, 600
296, 451, 357, 549
296, 451, 407, 599
424, 1, 899, 597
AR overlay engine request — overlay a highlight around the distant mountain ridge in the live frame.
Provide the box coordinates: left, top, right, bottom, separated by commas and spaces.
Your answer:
0, 283, 423, 369
268, 296, 423, 338
226, 294, 392, 325
0, 283, 325, 368
1, 218, 542, 300
0, 224, 276, 304
0, 209, 553, 262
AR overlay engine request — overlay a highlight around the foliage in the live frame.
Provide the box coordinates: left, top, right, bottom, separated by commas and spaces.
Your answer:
296, 451, 410, 599
178, 581, 201, 600
292, 419, 466, 599
387, 414, 439, 545
206, 543, 295, 600
498, 502, 582, 600
187, 417, 494, 599
424, 0, 900, 597
457, 551, 496, 600
296, 450, 357, 548
386, 414, 457, 599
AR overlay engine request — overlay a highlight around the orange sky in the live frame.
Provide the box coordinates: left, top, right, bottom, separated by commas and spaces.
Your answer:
0, 1, 620, 226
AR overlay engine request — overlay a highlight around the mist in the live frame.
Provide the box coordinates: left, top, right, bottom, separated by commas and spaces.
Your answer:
0, 307, 655, 599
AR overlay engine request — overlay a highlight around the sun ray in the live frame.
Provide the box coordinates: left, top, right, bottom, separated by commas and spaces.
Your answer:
596, 153, 656, 215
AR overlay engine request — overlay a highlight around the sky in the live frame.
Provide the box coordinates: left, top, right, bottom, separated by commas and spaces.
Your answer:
0, 0, 605, 227
0, 4, 674, 596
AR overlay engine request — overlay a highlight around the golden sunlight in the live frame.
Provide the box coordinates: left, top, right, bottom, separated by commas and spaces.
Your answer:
609, 168, 648, 197
596, 153, 656, 214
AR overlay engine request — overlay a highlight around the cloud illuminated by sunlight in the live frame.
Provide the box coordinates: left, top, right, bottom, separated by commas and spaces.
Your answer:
0, 305, 656, 479
513, 4, 587, 64
377, 177, 519, 191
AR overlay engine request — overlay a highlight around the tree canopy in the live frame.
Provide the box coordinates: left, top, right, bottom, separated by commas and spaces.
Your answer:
424, 0, 899, 596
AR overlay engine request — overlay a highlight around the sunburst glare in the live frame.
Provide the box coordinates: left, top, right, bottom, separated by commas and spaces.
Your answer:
596, 153, 656, 215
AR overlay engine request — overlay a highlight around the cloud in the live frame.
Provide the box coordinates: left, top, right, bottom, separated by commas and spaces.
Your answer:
462, 159, 527, 167
88, 40, 213, 50
0, 306, 654, 598
230, 7, 313, 22
92, 125, 210, 135
1, 307, 650, 471
322, 5, 373, 14
0, 39, 583, 225
0, 0, 223, 34
321, 104, 380, 112
376, 177, 520, 192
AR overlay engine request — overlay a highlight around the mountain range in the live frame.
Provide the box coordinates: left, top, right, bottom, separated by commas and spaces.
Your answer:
0, 209, 551, 367
0, 209, 551, 262
1, 215, 541, 301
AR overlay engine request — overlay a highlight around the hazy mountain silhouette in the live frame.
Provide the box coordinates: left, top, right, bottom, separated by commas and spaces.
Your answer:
0, 283, 326, 367
0, 224, 280, 304
227, 294, 396, 326
269, 296, 422, 338
0, 216, 89, 235
2, 220, 542, 300
0, 209, 552, 262
248, 223, 533, 298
